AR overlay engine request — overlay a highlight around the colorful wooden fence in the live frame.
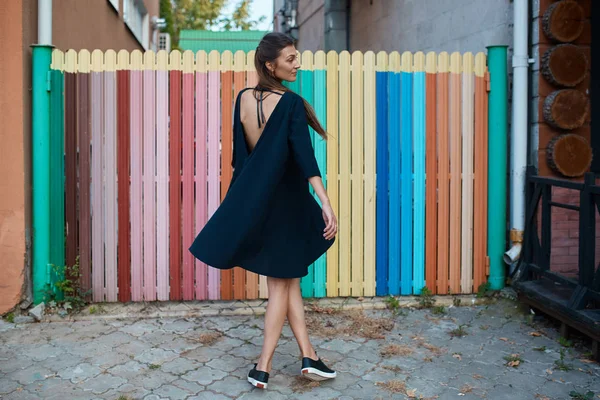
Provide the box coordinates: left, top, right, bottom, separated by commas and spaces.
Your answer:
48, 48, 489, 302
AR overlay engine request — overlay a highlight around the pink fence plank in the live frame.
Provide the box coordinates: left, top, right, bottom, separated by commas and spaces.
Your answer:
143, 67, 157, 301
182, 71, 195, 300
156, 67, 170, 301
91, 71, 104, 302
207, 70, 221, 300
195, 71, 208, 300
130, 70, 143, 301
104, 70, 118, 302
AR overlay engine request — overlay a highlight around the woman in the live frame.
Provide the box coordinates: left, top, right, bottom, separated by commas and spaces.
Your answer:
189, 32, 338, 390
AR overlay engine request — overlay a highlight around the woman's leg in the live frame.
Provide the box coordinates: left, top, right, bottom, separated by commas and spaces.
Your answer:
257, 277, 291, 372
286, 278, 318, 360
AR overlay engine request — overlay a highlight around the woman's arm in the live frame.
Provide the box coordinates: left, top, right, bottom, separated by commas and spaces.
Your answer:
308, 176, 337, 240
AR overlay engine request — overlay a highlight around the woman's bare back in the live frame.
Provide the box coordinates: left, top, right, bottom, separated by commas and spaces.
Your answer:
239, 89, 284, 153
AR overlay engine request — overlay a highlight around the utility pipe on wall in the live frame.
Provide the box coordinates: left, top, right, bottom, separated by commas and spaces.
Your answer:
504, 0, 531, 266
32, 0, 53, 303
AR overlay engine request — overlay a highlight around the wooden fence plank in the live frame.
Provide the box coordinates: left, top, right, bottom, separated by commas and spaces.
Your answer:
326, 50, 339, 297
130, 51, 144, 301
300, 51, 316, 298
117, 51, 131, 302
169, 50, 183, 301
436, 53, 450, 295
388, 51, 401, 296
64, 50, 78, 280
351, 51, 365, 296
413, 52, 426, 294
473, 53, 488, 291
375, 51, 389, 296
461, 53, 475, 294
363, 51, 376, 297
338, 51, 351, 297
49, 54, 65, 300
182, 51, 195, 300
195, 51, 209, 300
143, 51, 157, 301
449, 52, 462, 295
77, 50, 92, 300
400, 52, 413, 295
245, 51, 262, 299
207, 51, 221, 300
425, 52, 438, 293
90, 51, 104, 302
104, 51, 118, 302
313, 50, 328, 298
156, 50, 170, 301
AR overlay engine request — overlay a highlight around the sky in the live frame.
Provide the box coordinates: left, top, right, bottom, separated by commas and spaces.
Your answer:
223, 0, 274, 31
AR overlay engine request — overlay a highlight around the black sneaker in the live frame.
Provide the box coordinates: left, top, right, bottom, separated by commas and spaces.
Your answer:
301, 356, 337, 381
247, 363, 269, 389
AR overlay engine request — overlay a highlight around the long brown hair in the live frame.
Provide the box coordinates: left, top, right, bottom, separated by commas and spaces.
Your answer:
254, 32, 328, 140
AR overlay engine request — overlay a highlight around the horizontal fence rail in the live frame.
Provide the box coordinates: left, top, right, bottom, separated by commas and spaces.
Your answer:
47, 48, 490, 302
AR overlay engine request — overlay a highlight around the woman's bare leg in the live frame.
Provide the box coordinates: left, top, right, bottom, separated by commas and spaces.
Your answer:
286, 278, 318, 360
256, 277, 291, 372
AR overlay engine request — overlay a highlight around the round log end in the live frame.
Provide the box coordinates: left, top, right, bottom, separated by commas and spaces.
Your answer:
542, 89, 589, 130
542, 0, 585, 43
541, 44, 587, 87
547, 133, 593, 177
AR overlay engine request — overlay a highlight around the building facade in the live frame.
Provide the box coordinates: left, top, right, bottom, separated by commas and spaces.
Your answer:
0, 0, 160, 315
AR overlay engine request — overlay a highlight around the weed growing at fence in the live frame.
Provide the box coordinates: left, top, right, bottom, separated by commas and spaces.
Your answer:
558, 337, 573, 347
418, 287, 436, 309
554, 348, 573, 371
476, 282, 494, 298
44, 256, 91, 315
385, 295, 400, 312
4, 312, 14, 323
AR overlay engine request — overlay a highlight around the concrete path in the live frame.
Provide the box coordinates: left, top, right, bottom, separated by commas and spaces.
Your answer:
1, 297, 599, 399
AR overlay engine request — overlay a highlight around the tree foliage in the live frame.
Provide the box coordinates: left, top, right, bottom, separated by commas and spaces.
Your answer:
161, 0, 267, 47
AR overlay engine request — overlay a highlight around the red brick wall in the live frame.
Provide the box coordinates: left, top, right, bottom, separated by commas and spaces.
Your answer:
545, 187, 600, 279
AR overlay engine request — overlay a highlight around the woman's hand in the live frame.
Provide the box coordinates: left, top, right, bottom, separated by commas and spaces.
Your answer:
321, 200, 337, 240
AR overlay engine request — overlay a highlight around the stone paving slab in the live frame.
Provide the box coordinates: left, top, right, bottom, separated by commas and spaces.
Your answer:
1, 297, 599, 399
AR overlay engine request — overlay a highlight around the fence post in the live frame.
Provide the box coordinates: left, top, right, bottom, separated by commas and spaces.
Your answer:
486, 45, 508, 290
31, 44, 53, 304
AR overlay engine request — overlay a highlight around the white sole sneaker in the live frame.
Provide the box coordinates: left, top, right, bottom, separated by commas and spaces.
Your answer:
301, 367, 337, 381
247, 376, 268, 389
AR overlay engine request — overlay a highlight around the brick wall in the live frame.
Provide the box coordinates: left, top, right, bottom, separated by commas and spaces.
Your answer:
543, 187, 600, 279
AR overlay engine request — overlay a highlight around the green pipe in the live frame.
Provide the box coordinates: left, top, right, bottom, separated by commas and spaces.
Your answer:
32, 44, 53, 304
486, 45, 508, 290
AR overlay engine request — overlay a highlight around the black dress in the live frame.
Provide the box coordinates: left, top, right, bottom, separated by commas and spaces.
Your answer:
189, 88, 335, 278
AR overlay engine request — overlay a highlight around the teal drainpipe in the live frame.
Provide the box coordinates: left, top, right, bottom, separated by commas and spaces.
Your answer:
486, 45, 508, 290
32, 44, 53, 304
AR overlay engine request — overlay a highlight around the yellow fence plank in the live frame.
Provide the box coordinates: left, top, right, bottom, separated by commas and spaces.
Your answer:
351, 51, 364, 296
326, 50, 339, 297
338, 51, 351, 297
363, 51, 377, 296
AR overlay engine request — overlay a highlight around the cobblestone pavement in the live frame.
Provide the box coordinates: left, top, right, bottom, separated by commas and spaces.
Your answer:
1, 298, 599, 399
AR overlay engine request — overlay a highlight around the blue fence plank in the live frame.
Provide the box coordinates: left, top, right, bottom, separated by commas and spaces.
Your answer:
388, 71, 401, 295
376, 71, 389, 296
413, 70, 426, 294
400, 71, 413, 295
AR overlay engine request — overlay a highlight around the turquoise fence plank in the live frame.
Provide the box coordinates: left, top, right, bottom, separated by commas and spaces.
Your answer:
413, 70, 426, 294
388, 72, 401, 295
400, 71, 412, 295
313, 67, 327, 298
299, 69, 315, 297
376, 71, 389, 296
49, 69, 66, 301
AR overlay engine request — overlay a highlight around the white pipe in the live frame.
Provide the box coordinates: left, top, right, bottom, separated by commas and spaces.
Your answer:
38, 0, 52, 45
506, 0, 530, 263
503, 243, 522, 265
